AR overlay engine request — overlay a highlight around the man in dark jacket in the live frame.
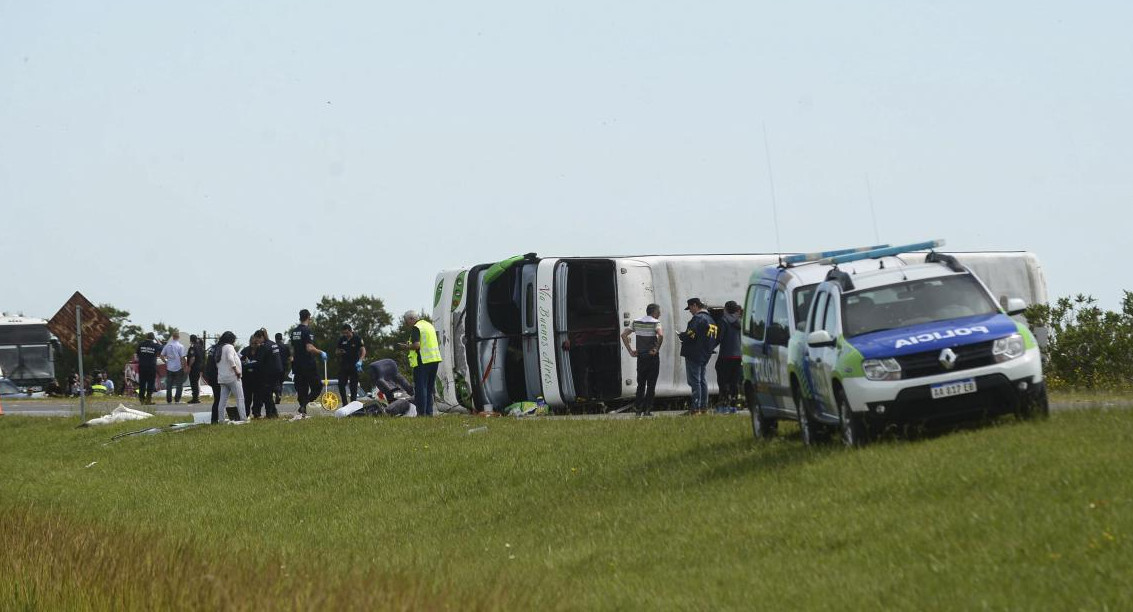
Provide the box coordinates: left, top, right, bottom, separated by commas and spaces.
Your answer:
252, 329, 282, 418
678, 298, 717, 414
274, 332, 291, 404
135, 332, 161, 405
714, 301, 743, 410
186, 335, 204, 404
240, 336, 259, 417
335, 324, 366, 405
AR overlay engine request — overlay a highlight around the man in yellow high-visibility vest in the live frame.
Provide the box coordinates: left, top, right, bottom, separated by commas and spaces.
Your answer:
399, 310, 442, 417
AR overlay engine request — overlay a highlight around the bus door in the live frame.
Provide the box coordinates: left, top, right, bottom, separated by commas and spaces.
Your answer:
553, 261, 576, 404
519, 263, 542, 400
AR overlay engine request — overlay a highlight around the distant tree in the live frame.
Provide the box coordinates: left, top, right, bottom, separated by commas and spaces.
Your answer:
1026, 291, 1133, 390
307, 295, 397, 386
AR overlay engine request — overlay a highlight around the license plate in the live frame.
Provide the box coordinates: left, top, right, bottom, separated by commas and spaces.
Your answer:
931, 378, 977, 399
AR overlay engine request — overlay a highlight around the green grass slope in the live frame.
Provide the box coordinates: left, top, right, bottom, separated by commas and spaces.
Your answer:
2, 410, 1131, 610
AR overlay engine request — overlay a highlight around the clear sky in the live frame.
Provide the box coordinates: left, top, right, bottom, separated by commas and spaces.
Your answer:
3, 1, 1130, 340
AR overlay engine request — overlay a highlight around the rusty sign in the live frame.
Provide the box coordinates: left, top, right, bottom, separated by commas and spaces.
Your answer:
47, 292, 112, 353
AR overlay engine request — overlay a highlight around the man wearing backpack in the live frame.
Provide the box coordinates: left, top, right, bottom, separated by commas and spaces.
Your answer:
678, 297, 718, 415
203, 341, 222, 424
714, 301, 743, 410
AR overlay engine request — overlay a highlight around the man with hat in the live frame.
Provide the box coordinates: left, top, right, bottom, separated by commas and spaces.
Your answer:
678, 297, 717, 415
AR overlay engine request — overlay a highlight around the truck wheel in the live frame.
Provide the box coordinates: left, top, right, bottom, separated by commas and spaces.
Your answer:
793, 387, 818, 446
837, 388, 867, 448
747, 387, 777, 440
1018, 385, 1050, 421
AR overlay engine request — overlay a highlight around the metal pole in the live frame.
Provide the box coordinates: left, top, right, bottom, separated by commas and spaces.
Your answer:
76, 305, 86, 421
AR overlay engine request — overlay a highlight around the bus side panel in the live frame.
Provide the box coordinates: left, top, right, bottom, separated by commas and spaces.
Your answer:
536, 260, 563, 409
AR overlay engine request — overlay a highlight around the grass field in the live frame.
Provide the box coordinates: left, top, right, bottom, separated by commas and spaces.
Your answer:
2, 408, 1132, 610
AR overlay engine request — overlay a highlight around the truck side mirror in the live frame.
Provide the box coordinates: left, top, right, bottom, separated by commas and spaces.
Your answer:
807, 330, 836, 348
1005, 297, 1027, 317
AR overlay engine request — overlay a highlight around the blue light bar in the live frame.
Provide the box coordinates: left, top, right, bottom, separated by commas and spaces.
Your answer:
782, 244, 890, 266
816, 239, 945, 266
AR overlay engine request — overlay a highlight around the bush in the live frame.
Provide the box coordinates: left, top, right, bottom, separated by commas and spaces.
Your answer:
1025, 291, 1133, 391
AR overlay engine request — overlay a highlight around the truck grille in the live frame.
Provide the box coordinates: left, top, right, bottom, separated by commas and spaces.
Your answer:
896, 341, 995, 379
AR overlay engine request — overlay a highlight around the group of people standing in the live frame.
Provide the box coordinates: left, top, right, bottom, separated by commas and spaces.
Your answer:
134, 331, 206, 405
187, 307, 444, 424
621, 297, 743, 416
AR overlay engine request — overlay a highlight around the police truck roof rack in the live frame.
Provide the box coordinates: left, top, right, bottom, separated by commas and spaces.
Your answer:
816, 240, 947, 292
815, 239, 946, 266
781, 244, 890, 267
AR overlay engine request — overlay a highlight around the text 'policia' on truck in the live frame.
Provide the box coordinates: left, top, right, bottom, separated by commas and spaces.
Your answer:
431, 246, 1047, 415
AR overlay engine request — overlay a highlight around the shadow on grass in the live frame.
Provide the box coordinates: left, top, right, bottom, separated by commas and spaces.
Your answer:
637, 412, 1048, 486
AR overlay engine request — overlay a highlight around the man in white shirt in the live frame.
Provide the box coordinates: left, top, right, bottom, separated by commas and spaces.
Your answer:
160, 331, 188, 404
620, 303, 664, 417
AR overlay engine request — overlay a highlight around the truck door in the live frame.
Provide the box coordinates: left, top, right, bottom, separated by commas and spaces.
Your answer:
744, 283, 776, 409
811, 289, 842, 419
764, 286, 793, 412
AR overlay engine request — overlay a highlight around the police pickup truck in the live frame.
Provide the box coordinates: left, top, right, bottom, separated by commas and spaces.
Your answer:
742, 241, 1047, 445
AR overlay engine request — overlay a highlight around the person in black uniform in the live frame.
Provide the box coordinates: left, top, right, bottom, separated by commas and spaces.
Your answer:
290, 309, 326, 418
135, 332, 161, 405
251, 329, 282, 419
240, 335, 259, 417
336, 324, 367, 405
186, 334, 204, 404
274, 332, 291, 404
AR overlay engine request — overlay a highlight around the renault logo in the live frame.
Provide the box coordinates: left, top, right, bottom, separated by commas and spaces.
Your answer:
939, 347, 958, 370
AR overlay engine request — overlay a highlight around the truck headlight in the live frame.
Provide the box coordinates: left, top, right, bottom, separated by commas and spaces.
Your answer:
992, 333, 1026, 362
863, 358, 902, 381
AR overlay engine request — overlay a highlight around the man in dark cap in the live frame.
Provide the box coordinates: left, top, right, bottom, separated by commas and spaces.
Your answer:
135, 332, 161, 405
678, 297, 717, 415
715, 300, 743, 410
336, 323, 366, 405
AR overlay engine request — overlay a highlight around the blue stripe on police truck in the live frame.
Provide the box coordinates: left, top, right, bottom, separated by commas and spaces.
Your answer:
848, 313, 1019, 359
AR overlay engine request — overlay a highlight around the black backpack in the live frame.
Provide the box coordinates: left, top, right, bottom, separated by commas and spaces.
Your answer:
204, 345, 220, 385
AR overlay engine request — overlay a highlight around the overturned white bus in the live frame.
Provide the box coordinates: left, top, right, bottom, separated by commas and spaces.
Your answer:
433, 253, 787, 413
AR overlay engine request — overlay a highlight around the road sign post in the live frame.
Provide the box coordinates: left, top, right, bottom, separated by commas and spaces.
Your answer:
76, 305, 85, 421
48, 292, 111, 421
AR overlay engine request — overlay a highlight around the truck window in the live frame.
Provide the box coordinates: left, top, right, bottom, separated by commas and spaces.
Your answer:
746, 284, 772, 340
821, 292, 839, 335
793, 284, 818, 328
767, 290, 790, 345
808, 291, 828, 333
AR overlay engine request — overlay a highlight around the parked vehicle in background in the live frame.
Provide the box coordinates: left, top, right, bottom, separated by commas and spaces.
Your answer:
0, 377, 46, 398
743, 241, 1047, 445
0, 314, 57, 388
